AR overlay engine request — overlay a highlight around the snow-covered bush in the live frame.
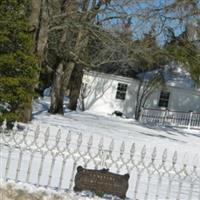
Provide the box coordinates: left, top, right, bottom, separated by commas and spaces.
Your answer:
0, 182, 103, 200
0, 181, 126, 200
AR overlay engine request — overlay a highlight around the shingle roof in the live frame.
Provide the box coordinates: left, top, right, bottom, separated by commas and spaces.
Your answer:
90, 62, 140, 79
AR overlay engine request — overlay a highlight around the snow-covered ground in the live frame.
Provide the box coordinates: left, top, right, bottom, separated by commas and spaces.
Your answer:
1, 97, 200, 200
32, 97, 200, 163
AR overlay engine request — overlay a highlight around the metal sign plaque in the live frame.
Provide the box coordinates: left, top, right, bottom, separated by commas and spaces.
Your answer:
74, 166, 130, 199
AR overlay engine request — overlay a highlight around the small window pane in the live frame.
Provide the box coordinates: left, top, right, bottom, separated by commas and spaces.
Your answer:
158, 91, 170, 108
116, 83, 127, 100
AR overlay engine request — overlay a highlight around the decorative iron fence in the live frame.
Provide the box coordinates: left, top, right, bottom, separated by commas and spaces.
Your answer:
0, 120, 200, 200
140, 108, 200, 129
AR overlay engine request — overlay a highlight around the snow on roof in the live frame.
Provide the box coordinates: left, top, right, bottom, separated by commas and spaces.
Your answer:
138, 63, 198, 90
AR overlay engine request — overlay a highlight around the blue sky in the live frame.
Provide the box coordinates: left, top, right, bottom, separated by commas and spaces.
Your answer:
99, 0, 199, 45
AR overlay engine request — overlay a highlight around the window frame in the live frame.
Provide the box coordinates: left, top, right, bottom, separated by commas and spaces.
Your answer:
158, 90, 170, 108
115, 83, 128, 100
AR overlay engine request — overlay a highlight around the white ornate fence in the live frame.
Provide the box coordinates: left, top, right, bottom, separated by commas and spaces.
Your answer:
0, 120, 200, 200
140, 108, 200, 129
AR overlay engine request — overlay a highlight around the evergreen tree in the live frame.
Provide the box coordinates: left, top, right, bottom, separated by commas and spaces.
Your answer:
0, 0, 38, 123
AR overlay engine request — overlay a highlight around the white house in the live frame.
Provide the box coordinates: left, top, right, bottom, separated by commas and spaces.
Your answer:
138, 64, 200, 112
81, 64, 200, 119
81, 70, 139, 118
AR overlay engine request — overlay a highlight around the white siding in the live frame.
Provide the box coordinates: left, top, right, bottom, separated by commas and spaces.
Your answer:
145, 87, 200, 112
82, 72, 139, 118
169, 87, 200, 112
82, 71, 200, 117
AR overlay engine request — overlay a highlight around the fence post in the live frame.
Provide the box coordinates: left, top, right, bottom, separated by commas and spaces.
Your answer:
188, 111, 193, 129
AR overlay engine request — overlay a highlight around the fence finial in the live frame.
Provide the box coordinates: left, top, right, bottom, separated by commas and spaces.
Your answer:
151, 147, 157, 161
98, 137, 104, 151
22, 128, 28, 140
162, 149, 167, 162
44, 127, 50, 142
55, 129, 62, 144
77, 133, 82, 148
172, 151, 178, 164
66, 131, 71, 146
141, 145, 146, 159
109, 139, 114, 153
34, 125, 40, 140
87, 135, 93, 149
120, 141, 125, 155
130, 143, 135, 157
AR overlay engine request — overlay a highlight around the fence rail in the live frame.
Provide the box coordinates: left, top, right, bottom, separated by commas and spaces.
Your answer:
0, 120, 200, 200
140, 108, 200, 129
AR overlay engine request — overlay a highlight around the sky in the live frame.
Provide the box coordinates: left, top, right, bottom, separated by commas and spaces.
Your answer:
98, 0, 200, 45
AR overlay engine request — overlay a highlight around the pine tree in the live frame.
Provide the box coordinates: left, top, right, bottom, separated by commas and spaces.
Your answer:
0, 0, 39, 123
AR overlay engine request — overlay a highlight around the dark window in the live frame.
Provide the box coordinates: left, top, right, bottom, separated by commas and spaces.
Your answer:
116, 83, 127, 100
158, 90, 170, 108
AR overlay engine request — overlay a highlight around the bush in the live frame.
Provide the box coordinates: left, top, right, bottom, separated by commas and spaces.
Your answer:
0, 0, 39, 123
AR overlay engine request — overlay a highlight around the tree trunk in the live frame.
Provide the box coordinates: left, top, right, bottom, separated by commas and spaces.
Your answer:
16, 100, 33, 123
68, 65, 84, 110
48, 0, 98, 114
49, 63, 65, 114
49, 61, 76, 114
49, 27, 88, 114
135, 106, 141, 120
29, 0, 53, 57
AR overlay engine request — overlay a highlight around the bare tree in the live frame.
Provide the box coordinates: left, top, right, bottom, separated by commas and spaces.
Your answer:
135, 71, 165, 120
46, 0, 142, 114
30, 0, 200, 115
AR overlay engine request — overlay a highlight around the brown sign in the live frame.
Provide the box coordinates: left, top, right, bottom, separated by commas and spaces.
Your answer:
74, 166, 129, 199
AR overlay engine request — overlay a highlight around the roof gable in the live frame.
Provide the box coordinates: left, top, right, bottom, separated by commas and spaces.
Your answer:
138, 62, 199, 90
